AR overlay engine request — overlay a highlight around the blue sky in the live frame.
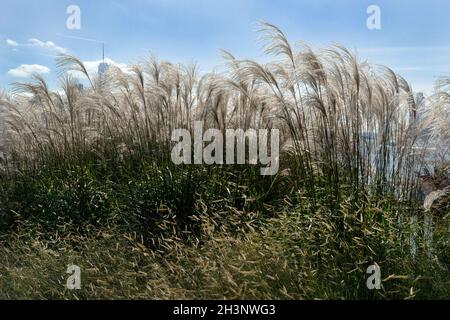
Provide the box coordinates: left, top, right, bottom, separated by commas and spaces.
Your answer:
1, 0, 450, 94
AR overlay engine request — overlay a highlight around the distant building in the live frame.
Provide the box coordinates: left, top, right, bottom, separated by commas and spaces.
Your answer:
415, 92, 425, 105
98, 43, 109, 82
413, 92, 425, 121
98, 62, 109, 79
76, 83, 84, 91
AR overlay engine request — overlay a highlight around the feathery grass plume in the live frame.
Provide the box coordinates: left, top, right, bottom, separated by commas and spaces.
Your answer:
0, 24, 439, 211
0, 23, 448, 300
220, 22, 435, 217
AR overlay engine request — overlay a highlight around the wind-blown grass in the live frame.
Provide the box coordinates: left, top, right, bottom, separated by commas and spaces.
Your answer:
0, 23, 448, 300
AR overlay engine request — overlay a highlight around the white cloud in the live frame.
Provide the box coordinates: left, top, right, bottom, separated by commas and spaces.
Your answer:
6, 39, 19, 47
69, 58, 130, 78
28, 38, 67, 54
7, 64, 51, 78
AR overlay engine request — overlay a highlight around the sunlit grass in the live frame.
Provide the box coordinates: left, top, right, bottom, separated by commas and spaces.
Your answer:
0, 23, 448, 300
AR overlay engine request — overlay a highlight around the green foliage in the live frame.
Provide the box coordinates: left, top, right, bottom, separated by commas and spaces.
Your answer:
0, 23, 448, 300
0, 199, 448, 300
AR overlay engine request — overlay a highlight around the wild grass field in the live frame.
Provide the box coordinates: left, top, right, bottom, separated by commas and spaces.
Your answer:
0, 23, 448, 299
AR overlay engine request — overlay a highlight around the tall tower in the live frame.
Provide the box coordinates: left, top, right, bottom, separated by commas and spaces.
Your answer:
98, 43, 109, 79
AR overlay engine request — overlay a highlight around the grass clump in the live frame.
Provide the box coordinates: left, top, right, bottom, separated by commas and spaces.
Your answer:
0, 23, 448, 300
0, 198, 448, 299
